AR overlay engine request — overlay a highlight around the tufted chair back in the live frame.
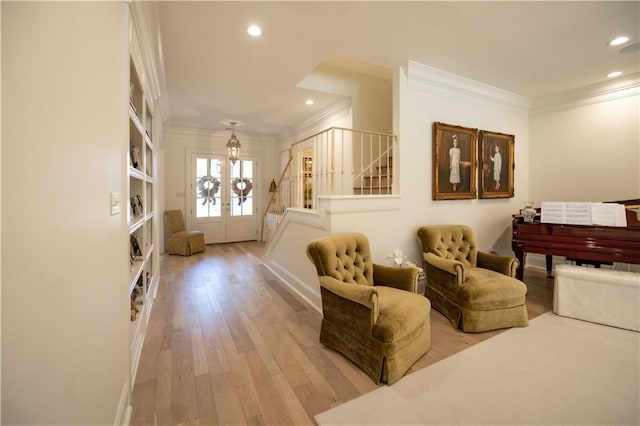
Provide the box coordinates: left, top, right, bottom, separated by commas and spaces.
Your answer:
306, 232, 374, 286
417, 225, 478, 268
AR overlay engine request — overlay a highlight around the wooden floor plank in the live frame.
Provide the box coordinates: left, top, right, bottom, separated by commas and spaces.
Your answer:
130, 241, 554, 425
154, 349, 173, 426
226, 353, 264, 425
240, 312, 282, 376
302, 344, 362, 402
271, 373, 315, 426
245, 350, 295, 425
189, 314, 209, 377
130, 379, 156, 426
209, 371, 248, 426
170, 327, 198, 425
194, 374, 216, 426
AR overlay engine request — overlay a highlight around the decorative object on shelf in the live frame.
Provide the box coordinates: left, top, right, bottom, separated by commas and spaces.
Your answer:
130, 195, 143, 217
225, 121, 241, 165
197, 175, 221, 205
130, 145, 142, 170
130, 234, 142, 258
387, 248, 406, 267
232, 177, 253, 204
135, 195, 144, 214
130, 297, 139, 321
130, 275, 144, 321
521, 201, 537, 223
269, 179, 277, 193
129, 82, 136, 113
130, 197, 139, 217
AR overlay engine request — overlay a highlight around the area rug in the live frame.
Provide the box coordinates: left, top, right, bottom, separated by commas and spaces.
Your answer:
315, 312, 640, 425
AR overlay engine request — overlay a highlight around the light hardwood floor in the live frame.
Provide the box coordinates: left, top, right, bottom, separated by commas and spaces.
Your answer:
130, 241, 553, 426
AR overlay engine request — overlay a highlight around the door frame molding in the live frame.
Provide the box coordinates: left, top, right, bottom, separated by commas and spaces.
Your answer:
185, 148, 262, 237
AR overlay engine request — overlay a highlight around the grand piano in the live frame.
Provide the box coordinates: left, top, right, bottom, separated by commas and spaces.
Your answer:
511, 199, 640, 280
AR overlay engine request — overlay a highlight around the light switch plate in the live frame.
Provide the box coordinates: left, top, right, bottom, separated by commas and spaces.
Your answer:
111, 192, 120, 215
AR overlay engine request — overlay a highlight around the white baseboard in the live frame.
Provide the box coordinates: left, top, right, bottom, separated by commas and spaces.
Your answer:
114, 380, 132, 426
264, 260, 322, 313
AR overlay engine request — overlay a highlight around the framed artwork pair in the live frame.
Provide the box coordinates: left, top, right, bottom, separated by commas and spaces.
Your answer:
432, 122, 515, 200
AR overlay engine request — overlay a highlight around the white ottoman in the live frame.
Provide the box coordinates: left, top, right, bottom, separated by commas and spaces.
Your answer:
554, 264, 640, 331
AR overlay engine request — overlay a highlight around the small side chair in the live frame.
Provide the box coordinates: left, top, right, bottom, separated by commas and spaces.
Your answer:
164, 210, 205, 256
307, 232, 431, 385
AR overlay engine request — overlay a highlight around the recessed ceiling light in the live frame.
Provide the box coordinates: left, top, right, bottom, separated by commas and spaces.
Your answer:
305, 99, 314, 105
606, 71, 622, 78
247, 25, 262, 37
609, 36, 629, 46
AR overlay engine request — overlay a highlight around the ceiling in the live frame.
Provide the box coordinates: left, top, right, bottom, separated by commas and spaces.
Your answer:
156, 1, 639, 137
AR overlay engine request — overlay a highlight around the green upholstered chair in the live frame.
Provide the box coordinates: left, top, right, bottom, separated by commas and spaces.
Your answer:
306, 232, 431, 385
417, 225, 528, 333
164, 210, 205, 256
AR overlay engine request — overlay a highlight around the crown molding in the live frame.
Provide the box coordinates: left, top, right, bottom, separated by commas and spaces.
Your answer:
531, 73, 640, 115
406, 60, 532, 112
130, 2, 162, 102
130, 2, 169, 141
289, 98, 352, 142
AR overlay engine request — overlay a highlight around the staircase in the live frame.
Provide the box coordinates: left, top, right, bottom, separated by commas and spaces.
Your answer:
354, 161, 392, 195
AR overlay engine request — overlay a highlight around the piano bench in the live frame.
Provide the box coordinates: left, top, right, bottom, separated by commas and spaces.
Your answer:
554, 264, 640, 332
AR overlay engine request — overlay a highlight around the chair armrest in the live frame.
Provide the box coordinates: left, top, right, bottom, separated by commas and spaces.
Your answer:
319, 276, 379, 326
477, 251, 519, 277
372, 263, 419, 293
423, 252, 464, 287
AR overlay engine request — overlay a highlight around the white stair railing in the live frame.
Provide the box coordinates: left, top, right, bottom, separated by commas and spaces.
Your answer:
263, 127, 397, 241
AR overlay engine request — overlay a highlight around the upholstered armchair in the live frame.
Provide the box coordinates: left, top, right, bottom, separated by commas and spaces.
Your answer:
417, 225, 528, 332
164, 210, 205, 256
306, 232, 431, 385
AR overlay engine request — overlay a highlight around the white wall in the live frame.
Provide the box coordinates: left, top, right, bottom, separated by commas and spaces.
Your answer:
530, 83, 640, 203
265, 61, 535, 309
2, 3, 130, 424
264, 195, 408, 312
392, 62, 532, 262
298, 63, 391, 134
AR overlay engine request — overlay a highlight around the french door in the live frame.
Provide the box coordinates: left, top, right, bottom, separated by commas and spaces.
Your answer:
190, 154, 258, 244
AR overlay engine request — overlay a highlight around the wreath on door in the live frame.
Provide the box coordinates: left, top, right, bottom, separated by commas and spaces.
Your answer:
232, 178, 253, 205
197, 176, 221, 205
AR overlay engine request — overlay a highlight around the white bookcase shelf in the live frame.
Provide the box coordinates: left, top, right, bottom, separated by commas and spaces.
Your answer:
128, 41, 159, 383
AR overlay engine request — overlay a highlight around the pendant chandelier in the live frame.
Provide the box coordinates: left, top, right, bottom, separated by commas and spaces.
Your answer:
226, 121, 241, 165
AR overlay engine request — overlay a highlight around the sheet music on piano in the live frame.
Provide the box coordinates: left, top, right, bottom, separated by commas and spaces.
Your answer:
540, 202, 566, 224
541, 201, 627, 227
591, 203, 627, 227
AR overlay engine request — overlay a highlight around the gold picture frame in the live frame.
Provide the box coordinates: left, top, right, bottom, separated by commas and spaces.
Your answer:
478, 130, 515, 199
433, 122, 477, 200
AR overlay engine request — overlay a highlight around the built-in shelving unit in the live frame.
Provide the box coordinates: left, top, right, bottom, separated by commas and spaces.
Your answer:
128, 48, 158, 383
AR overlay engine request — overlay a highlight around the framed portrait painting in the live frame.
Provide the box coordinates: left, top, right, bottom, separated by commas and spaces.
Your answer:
478, 130, 515, 199
433, 122, 477, 200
